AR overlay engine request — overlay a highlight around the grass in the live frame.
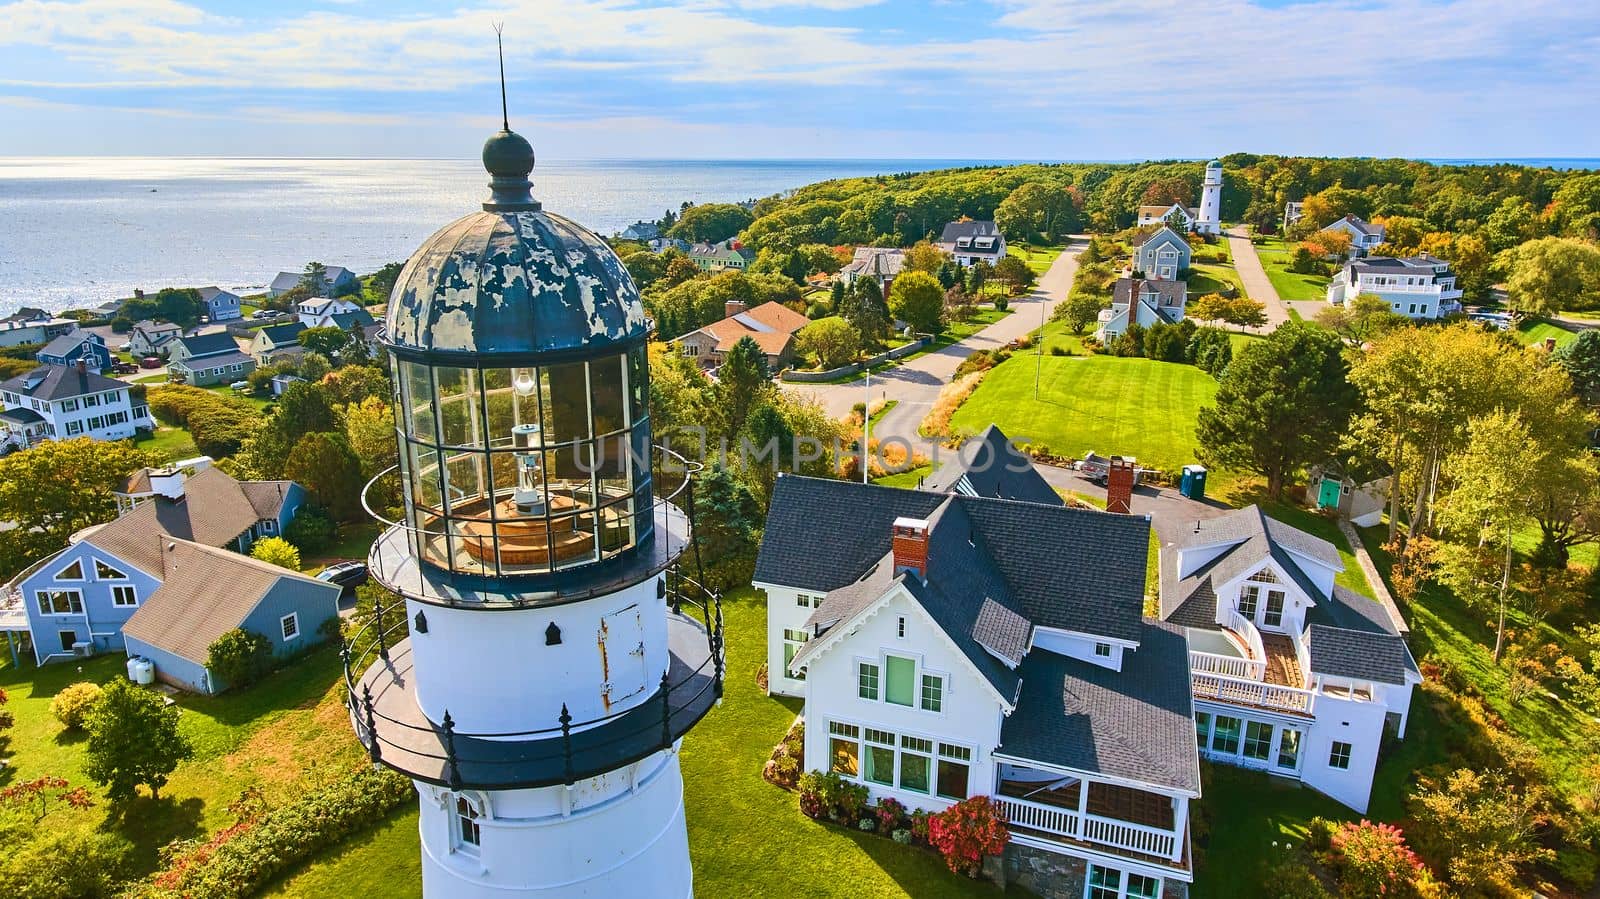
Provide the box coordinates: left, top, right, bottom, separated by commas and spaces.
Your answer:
819, 308, 1014, 384
264, 590, 1004, 898
206, 383, 274, 412
0, 643, 363, 882
1008, 243, 1065, 275
1512, 318, 1580, 350
304, 520, 382, 569
1187, 263, 1244, 299
1250, 237, 1331, 303
948, 347, 1218, 474
867, 400, 898, 429
873, 463, 932, 489
132, 424, 200, 461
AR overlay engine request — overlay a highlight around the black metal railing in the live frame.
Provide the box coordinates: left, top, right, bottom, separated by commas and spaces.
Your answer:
340, 570, 724, 790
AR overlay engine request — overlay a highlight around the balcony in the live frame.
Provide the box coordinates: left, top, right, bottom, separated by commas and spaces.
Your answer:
995, 777, 1188, 869
1186, 613, 1315, 716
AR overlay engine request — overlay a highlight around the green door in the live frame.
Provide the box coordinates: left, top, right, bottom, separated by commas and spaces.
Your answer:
1317, 476, 1342, 510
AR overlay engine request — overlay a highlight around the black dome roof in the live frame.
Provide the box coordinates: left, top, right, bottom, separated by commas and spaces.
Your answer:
384, 208, 648, 359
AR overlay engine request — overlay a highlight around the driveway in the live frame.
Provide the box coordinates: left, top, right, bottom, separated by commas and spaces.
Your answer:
1035, 464, 1233, 546
1225, 226, 1291, 330
785, 241, 1084, 450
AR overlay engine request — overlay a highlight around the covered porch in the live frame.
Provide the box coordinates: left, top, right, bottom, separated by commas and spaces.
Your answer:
990, 757, 1191, 871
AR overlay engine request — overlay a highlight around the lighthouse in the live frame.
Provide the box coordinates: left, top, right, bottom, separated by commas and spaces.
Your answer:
1196, 159, 1223, 235
344, 64, 722, 898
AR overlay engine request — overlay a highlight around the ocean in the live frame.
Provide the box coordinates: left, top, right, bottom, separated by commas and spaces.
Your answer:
1, 156, 1595, 316
0, 156, 1000, 315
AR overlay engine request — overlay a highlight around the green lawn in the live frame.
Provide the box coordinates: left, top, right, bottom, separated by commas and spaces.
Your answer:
206, 382, 274, 412
1512, 318, 1580, 350
132, 424, 200, 461
949, 351, 1217, 474
1008, 243, 1065, 275
1191, 765, 1352, 898
265, 590, 1003, 898
820, 308, 1015, 384
872, 463, 932, 489
1186, 263, 1244, 299
1251, 238, 1331, 303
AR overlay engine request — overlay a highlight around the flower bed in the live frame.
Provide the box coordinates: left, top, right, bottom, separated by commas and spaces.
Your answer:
762, 718, 805, 789
794, 773, 1008, 878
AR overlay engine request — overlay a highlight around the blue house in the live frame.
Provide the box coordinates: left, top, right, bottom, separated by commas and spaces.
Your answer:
35, 329, 112, 373
9, 465, 308, 670
199, 286, 244, 322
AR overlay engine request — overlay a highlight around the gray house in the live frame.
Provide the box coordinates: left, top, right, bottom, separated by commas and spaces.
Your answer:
268, 266, 357, 298
128, 320, 182, 358
1131, 227, 1192, 280
167, 332, 255, 386
936, 220, 1007, 267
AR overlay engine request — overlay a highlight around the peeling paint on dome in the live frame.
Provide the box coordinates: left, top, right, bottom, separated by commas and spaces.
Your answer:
385, 209, 648, 356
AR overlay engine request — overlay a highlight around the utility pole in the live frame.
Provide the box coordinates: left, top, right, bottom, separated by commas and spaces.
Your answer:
1034, 260, 1048, 399
862, 367, 871, 484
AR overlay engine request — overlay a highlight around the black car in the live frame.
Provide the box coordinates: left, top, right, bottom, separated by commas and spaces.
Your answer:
315, 560, 368, 592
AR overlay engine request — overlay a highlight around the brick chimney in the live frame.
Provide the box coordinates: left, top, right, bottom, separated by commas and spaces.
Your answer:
725, 300, 748, 319
891, 517, 930, 579
76, 358, 87, 375
1106, 457, 1136, 514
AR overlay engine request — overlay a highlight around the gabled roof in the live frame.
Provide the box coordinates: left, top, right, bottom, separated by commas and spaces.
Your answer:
999, 620, 1200, 793
133, 319, 181, 335
1323, 214, 1384, 239
329, 309, 377, 330
37, 329, 104, 358
842, 248, 905, 279
84, 467, 284, 569
938, 220, 1001, 244
198, 286, 238, 302
1131, 226, 1189, 250
173, 351, 255, 372
121, 539, 338, 665
757, 476, 1150, 643
175, 332, 241, 359
1160, 506, 1343, 623
0, 365, 125, 401
1113, 278, 1186, 310
1303, 585, 1415, 686
257, 322, 308, 347
1138, 203, 1194, 219
920, 425, 1062, 506
271, 267, 352, 293
682, 301, 808, 356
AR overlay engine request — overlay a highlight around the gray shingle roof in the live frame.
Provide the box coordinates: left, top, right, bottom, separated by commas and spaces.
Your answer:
37, 329, 102, 357
1302, 585, 1414, 685
176, 332, 241, 358
1113, 278, 1187, 310
939, 220, 1001, 243
919, 425, 1062, 506
1131, 226, 1187, 249
757, 475, 1150, 643
1, 365, 126, 401
999, 620, 1199, 792
258, 322, 308, 346
174, 351, 255, 372
1160, 507, 1342, 627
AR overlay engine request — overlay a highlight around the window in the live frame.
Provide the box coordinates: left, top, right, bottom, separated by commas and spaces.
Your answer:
111, 586, 137, 608
1277, 729, 1301, 770
453, 795, 481, 853
937, 743, 971, 799
1329, 741, 1352, 770
1094, 642, 1112, 658
1195, 712, 1211, 749
857, 661, 880, 700
280, 613, 300, 641
864, 728, 896, 786
61, 398, 78, 412
1088, 865, 1122, 899
920, 674, 943, 712
896, 616, 905, 638
1243, 721, 1273, 761
782, 628, 809, 681
65, 420, 83, 436
795, 593, 815, 608
1127, 873, 1162, 898
35, 589, 83, 615
829, 721, 860, 775
56, 560, 83, 580
899, 736, 932, 793
1237, 585, 1258, 619
1210, 715, 1241, 754
1263, 591, 1285, 628
95, 559, 126, 580
885, 655, 915, 707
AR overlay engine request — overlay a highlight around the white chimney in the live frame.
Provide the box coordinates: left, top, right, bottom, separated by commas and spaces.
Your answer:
149, 466, 187, 500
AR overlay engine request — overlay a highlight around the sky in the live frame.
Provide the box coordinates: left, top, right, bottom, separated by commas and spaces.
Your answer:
0, 0, 1598, 160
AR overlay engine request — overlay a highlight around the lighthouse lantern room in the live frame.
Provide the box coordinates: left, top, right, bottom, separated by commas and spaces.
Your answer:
344, 51, 722, 899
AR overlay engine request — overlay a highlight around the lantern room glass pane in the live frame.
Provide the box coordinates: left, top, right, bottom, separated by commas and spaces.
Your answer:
629, 345, 649, 425
541, 363, 589, 445
436, 366, 481, 449
401, 361, 435, 443
590, 356, 627, 436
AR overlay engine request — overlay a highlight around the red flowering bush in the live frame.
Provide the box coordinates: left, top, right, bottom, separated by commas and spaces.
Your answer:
927, 796, 1009, 877
1328, 819, 1440, 898
876, 797, 907, 831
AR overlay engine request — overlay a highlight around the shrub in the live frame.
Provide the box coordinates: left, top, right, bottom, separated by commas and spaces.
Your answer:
128, 765, 412, 899
876, 796, 907, 832
1408, 768, 1553, 895
892, 828, 912, 845
920, 370, 986, 438
283, 507, 336, 554
1050, 345, 1068, 356
0, 830, 131, 898
1328, 820, 1435, 898
249, 536, 301, 571
927, 796, 1009, 877
1306, 816, 1337, 852
910, 808, 931, 844
858, 818, 876, 832
994, 294, 1009, 312
50, 682, 102, 731
206, 629, 273, 691
796, 770, 869, 824
1260, 857, 1334, 899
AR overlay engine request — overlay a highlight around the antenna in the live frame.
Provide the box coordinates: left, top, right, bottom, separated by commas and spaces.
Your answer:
493, 22, 509, 131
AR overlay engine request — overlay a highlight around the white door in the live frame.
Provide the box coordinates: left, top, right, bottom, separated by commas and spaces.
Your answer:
599, 604, 647, 709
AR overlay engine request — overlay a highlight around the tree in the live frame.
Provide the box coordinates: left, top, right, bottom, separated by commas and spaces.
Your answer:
1505, 237, 1600, 315
343, 396, 398, 480
1314, 293, 1408, 346
1189, 327, 1233, 376
668, 203, 754, 244
691, 461, 763, 590
663, 255, 700, 288
284, 432, 365, 522
1059, 291, 1106, 336
250, 381, 341, 477
964, 261, 988, 298
366, 261, 405, 300
828, 278, 846, 313
84, 679, 192, 802
341, 323, 371, 366
206, 628, 273, 690
1219, 296, 1268, 329
889, 270, 945, 335
322, 365, 389, 406
1188, 292, 1232, 326
1553, 328, 1600, 405
992, 255, 1036, 295
1140, 176, 1193, 208
299, 261, 331, 296
0, 439, 157, 580
298, 326, 349, 359
796, 317, 860, 370
1196, 322, 1358, 498
1302, 229, 1352, 260
622, 250, 667, 288
1408, 768, 1552, 895
841, 277, 890, 344
283, 507, 337, 555
250, 536, 302, 571
716, 336, 772, 438
902, 241, 945, 275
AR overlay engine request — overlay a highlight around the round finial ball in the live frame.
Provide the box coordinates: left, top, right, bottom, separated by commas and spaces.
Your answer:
483, 129, 535, 178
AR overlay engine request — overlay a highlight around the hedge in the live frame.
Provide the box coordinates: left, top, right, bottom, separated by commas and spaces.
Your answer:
126, 764, 412, 899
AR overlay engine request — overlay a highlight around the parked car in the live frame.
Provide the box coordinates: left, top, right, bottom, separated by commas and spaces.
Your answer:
316, 560, 368, 593
251, 309, 276, 320
112, 362, 139, 374
139, 356, 162, 369
230, 380, 251, 393
118, 342, 132, 352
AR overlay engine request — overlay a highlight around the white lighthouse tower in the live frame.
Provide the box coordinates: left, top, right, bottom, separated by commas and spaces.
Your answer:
345, 61, 722, 899
1196, 159, 1223, 235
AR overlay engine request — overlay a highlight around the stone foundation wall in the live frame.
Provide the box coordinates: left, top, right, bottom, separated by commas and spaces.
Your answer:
998, 843, 1189, 899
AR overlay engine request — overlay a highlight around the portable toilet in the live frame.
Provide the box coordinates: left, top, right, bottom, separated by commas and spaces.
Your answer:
1180, 465, 1207, 500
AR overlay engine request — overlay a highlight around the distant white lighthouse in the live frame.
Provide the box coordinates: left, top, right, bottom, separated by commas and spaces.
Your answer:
1196, 160, 1223, 235
345, 57, 722, 899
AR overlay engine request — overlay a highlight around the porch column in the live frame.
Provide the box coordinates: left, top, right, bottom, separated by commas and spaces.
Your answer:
1169, 796, 1189, 863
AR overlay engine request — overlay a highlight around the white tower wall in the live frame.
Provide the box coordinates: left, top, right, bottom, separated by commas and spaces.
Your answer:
406, 577, 668, 734
418, 748, 693, 898
1197, 162, 1223, 235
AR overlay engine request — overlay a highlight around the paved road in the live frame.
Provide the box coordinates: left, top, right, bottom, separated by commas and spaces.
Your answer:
786, 242, 1084, 450
1225, 226, 1292, 330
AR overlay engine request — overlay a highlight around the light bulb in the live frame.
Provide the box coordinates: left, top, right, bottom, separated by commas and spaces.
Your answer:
512, 368, 536, 397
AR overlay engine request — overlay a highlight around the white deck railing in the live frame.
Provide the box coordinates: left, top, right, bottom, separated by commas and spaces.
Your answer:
1189, 649, 1265, 680
1223, 608, 1267, 666
1192, 671, 1315, 715
994, 796, 1180, 862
